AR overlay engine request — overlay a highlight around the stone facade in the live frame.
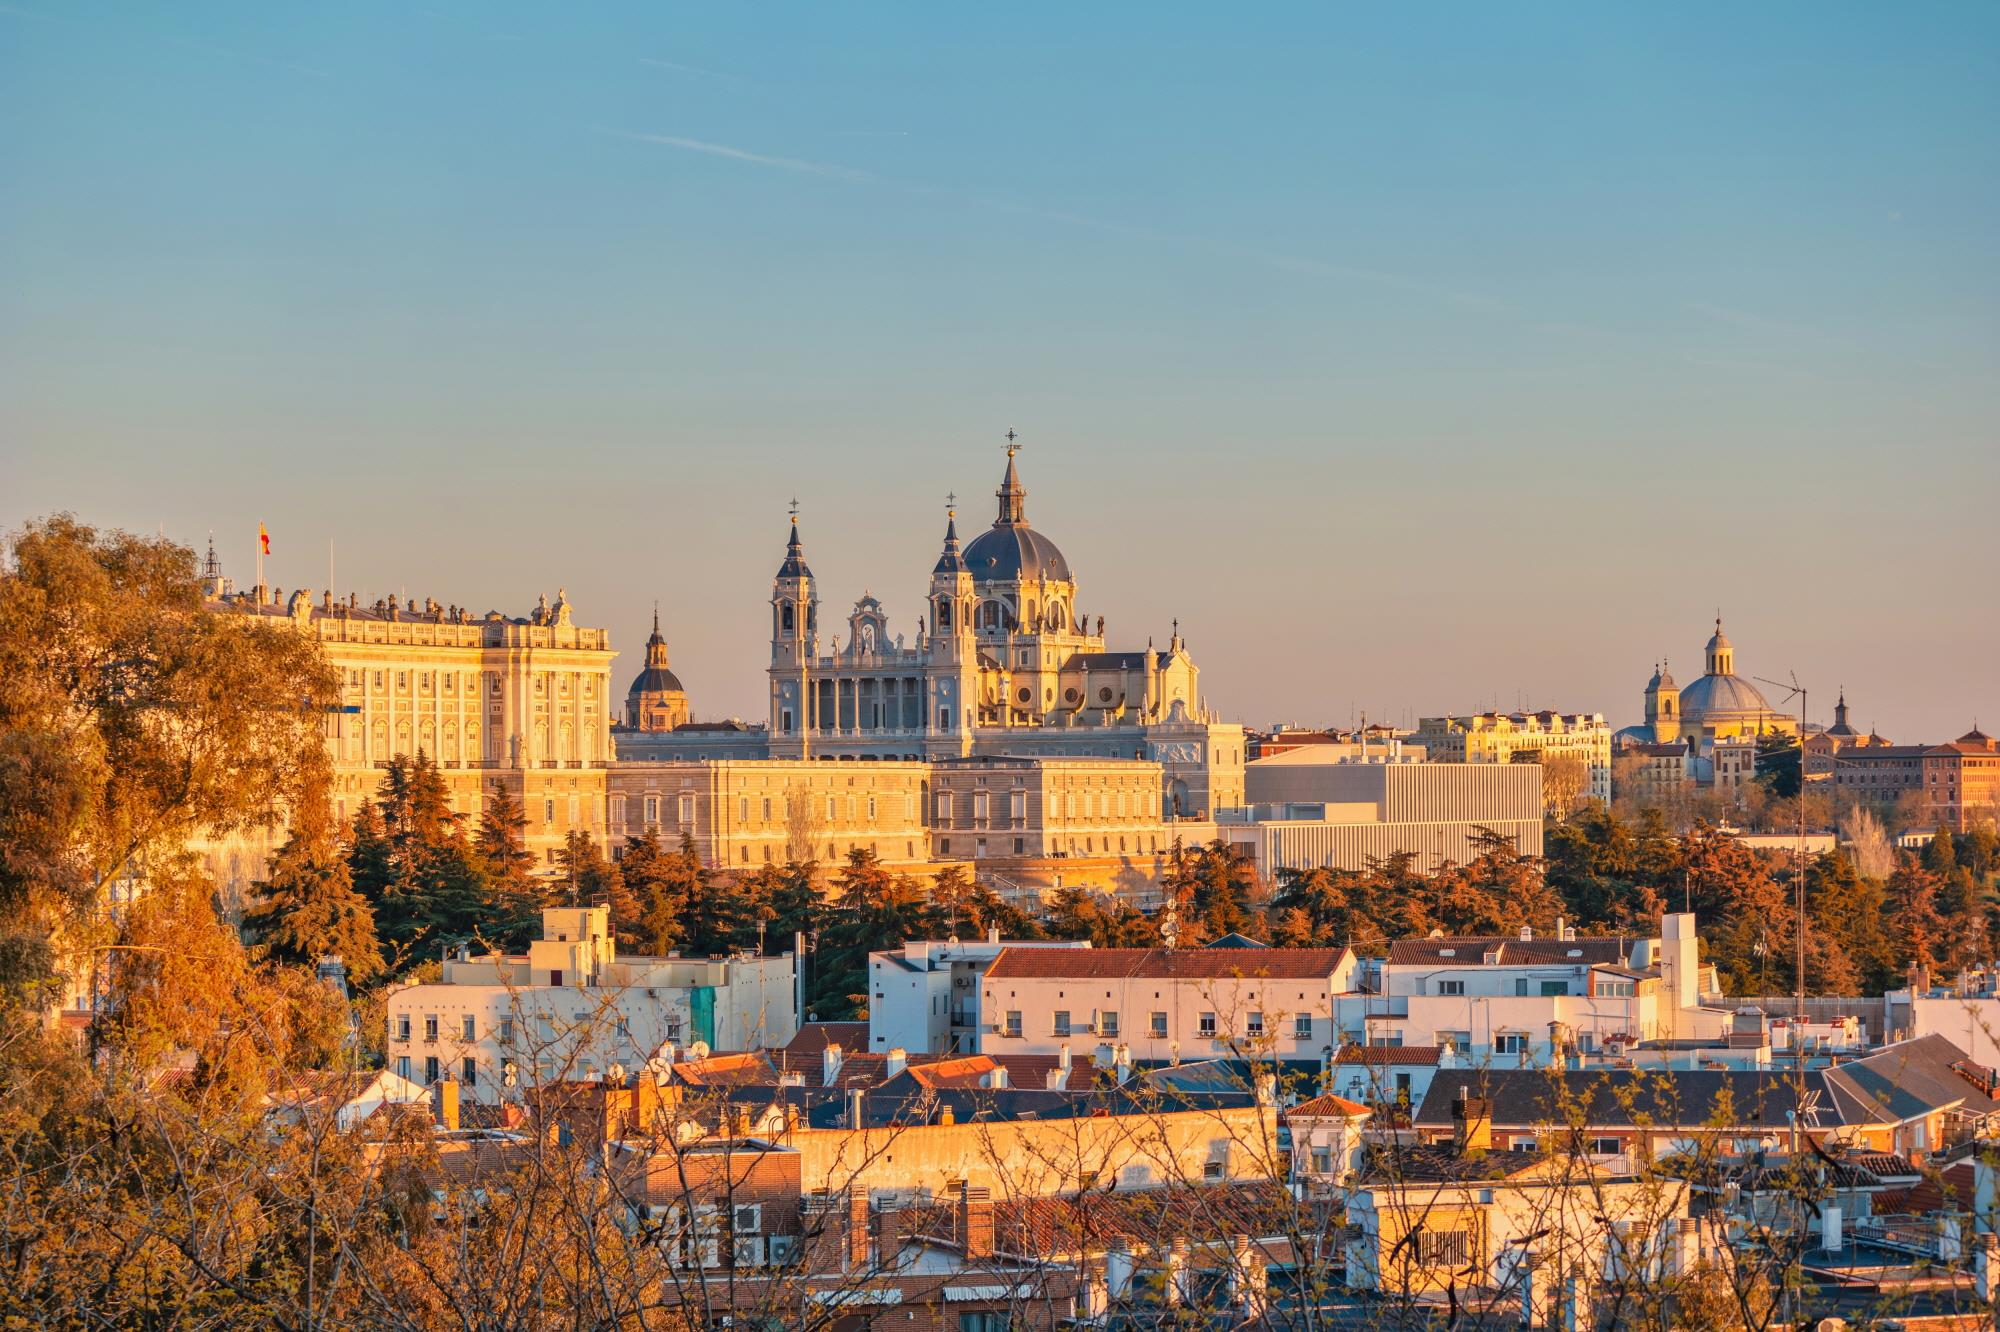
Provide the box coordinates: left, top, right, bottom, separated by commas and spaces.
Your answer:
631, 448, 1245, 821
203, 559, 614, 861
607, 760, 932, 869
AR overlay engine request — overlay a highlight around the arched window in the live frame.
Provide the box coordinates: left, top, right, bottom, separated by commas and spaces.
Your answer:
936, 600, 952, 631
782, 603, 795, 633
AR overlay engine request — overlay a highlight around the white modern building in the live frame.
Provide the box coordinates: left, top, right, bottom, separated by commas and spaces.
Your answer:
1221, 757, 1545, 874
867, 932, 1094, 1055
1360, 914, 1729, 1062
384, 907, 799, 1103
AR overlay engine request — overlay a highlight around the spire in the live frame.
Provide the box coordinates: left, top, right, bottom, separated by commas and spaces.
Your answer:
996, 430, 1027, 526
776, 500, 813, 580
933, 493, 968, 575
645, 602, 669, 667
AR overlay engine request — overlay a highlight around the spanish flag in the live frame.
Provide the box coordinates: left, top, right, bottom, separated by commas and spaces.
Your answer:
259, 523, 271, 555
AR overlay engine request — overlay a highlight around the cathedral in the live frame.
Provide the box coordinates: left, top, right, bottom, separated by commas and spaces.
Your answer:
1617, 617, 1801, 750
625, 446, 1244, 818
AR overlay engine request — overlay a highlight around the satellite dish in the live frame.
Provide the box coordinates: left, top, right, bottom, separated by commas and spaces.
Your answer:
503, 1061, 518, 1089
608, 1062, 626, 1082
688, 1040, 711, 1060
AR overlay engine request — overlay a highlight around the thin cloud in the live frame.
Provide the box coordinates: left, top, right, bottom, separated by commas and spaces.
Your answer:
616, 131, 875, 183
639, 56, 740, 81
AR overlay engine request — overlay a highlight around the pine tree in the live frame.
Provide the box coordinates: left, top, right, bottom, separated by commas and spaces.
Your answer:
762, 860, 824, 952
808, 849, 942, 1017
475, 781, 546, 949
359, 752, 494, 952
678, 834, 763, 955
246, 763, 383, 981
620, 827, 693, 955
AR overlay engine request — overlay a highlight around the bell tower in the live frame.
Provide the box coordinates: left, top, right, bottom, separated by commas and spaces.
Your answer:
925, 496, 978, 758
1644, 660, 1681, 743
768, 504, 817, 755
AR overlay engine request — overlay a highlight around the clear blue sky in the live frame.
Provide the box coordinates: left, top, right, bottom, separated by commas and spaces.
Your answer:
4, 3, 1996, 739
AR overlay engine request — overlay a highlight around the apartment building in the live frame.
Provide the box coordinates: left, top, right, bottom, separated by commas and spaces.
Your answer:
867, 934, 1093, 1055
383, 907, 798, 1103
1361, 914, 1728, 1059
973, 945, 1360, 1062
1413, 711, 1612, 806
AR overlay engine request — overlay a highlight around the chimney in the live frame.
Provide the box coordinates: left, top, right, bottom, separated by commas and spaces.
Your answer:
940, 1103, 956, 1126
823, 1042, 844, 1087
1046, 1067, 1068, 1090
1114, 1043, 1132, 1084
984, 1065, 1009, 1089
873, 1200, 911, 1271
1451, 1092, 1491, 1154
847, 1087, 867, 1128
846, 1189, 872, 1272
1058, 1043, 1072, 1072
1518, 924, 1533, 942
433, 1077, 460, 1132
1230, 1232, 1267, 1320
1105, 1242, 1135, 1301
1165, 1236, 1190, 1307
986, 924, 1001, 945
958, 1182, 995, 1259
885, 1047, 907, 1079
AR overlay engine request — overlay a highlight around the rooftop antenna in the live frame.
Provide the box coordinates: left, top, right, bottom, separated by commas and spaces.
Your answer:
1752, 668, 1809, 1038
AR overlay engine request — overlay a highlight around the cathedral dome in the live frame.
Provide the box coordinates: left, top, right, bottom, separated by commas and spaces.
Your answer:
1677, 672, 1771, 719
963, 445, 1072, 583
964, 524, 1071, 583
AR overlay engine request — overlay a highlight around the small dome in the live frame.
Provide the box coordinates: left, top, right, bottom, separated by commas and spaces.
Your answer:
628, 664, 685, 696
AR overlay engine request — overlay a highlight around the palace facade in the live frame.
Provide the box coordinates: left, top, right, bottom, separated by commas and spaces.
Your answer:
203, 557, 615, 863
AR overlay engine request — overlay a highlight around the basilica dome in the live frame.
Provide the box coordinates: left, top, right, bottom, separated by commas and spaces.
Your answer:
963, 524, 1071, 583
964, 447, 1072, 584
1676, 672, 1771, 719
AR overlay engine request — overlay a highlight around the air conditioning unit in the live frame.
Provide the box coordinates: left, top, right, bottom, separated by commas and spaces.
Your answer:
733, 1236, 765, 1268
733, 1204, 762, 1234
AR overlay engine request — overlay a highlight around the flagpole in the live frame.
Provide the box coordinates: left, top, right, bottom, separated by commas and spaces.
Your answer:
255, 522, 264, 600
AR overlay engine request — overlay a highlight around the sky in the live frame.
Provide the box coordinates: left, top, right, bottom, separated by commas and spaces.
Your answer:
3, 3, 1997, 741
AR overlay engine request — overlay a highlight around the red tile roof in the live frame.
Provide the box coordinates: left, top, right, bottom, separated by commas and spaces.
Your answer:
984, 946, 1349, 982
1332, 1044, 1441, 1067
782, 1021, 867, 1059
1287, 1093, 1370, 1119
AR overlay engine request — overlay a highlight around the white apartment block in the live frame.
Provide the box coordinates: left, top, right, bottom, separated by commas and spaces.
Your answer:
973, 946, 1361, 1063
384, 907, 798, 1103
1361, 914, 1727, 1063
867, 933, 1094, 1055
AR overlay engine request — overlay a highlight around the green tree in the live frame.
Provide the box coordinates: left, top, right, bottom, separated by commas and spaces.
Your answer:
473, 781, 546, 949
808, 849, 942, 1018
678, 835, 763, 956
245, 757, 383, 982
361, 753, 493, 954
1042, 885, 1161, 948
1754, 733, 1802, 800
619, 827, 697, 955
